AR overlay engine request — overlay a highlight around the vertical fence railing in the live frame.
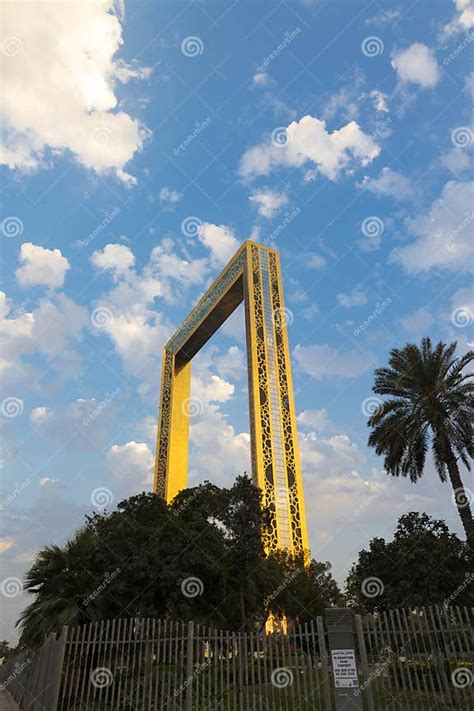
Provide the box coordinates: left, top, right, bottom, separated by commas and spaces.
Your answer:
1, 606, 472, 710
355, 606, 473, 711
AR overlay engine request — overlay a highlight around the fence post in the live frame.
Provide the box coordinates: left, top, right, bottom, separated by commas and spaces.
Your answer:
50, 626, 68, 710
316, 616, 332, 710
354, 615, 374, 711
325, 608, 363, 711
186, 620, 194, 711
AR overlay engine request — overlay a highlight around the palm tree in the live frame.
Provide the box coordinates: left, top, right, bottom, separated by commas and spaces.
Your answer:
367, 338, 473, 547
17, 528, 103, 647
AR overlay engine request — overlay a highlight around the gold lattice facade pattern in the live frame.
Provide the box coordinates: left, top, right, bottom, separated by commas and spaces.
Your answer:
154, 240, 309, 556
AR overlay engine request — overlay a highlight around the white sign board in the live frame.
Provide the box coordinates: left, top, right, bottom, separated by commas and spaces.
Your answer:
331, 649, 359, 688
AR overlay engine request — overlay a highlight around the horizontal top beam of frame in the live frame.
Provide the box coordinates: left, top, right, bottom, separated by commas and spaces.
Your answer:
165, 240, 271, 366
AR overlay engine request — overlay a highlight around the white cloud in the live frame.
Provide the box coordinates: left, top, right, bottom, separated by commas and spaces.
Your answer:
159, 187, 182, 204
0, 291, 88, 388
239, 115, 380, 181
107, 441, 154, 493
442, 0, 474, 36
400, 307, 434, 335
337, 289, 368, 308
214, 346, 245, 381
392, 180, 474, 272
306, 253, 327, 269
252, 71, 270, 86
16, 243, 70, 289
192, 373, 235, 405
31, 396, 120, 451
360, 167, 415, 200
197, 223, 240, 266
249, 188, 288, 218
0, 0, 150, 183
297, 408, 328, 432
91, 243, 135, 277
364, 9, 401, 26
391, 43, 440, 88
369, 89, 389, 113
441, 148, 471, 174
294, 343, 373, 379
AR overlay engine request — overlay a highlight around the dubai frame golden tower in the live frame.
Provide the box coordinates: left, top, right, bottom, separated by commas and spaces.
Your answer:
154, 240, 309, 556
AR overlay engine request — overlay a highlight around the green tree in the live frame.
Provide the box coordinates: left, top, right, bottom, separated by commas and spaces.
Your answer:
17, 527, 103, 647
367, 338, 474, 547
17, 475, 342, 646
346, 512, 474, 612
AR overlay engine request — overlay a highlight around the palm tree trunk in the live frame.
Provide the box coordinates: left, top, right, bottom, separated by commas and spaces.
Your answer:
446, 456, 474, 549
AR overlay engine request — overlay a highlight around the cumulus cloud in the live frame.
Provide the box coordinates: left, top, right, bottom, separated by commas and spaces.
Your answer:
107, 441, 154, 493
16, 243, 70, 289
239, 115, 380, 181
249, 188, 289, 218
391, 43, 440, 88
360, 167, 415, 201
0, 291, 88, 388
294, 343, 373, 379
252, 71, 271, 86
31, 396, 119, 450
337, 289, 368, 308
0, 0, 151, 183
197, 223, 240, 266
392, 180, 473, 272
159, 187, 182, 204
91, 243, 135, 277
297, 408, 328, 432
442, 0, 474, 36
369, 89, 389, 113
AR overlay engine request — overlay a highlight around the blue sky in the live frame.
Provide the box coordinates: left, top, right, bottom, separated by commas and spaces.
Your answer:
1, 0, 473, 640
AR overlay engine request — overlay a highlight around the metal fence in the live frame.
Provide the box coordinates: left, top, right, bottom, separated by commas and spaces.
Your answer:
1, 606, 472, 710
